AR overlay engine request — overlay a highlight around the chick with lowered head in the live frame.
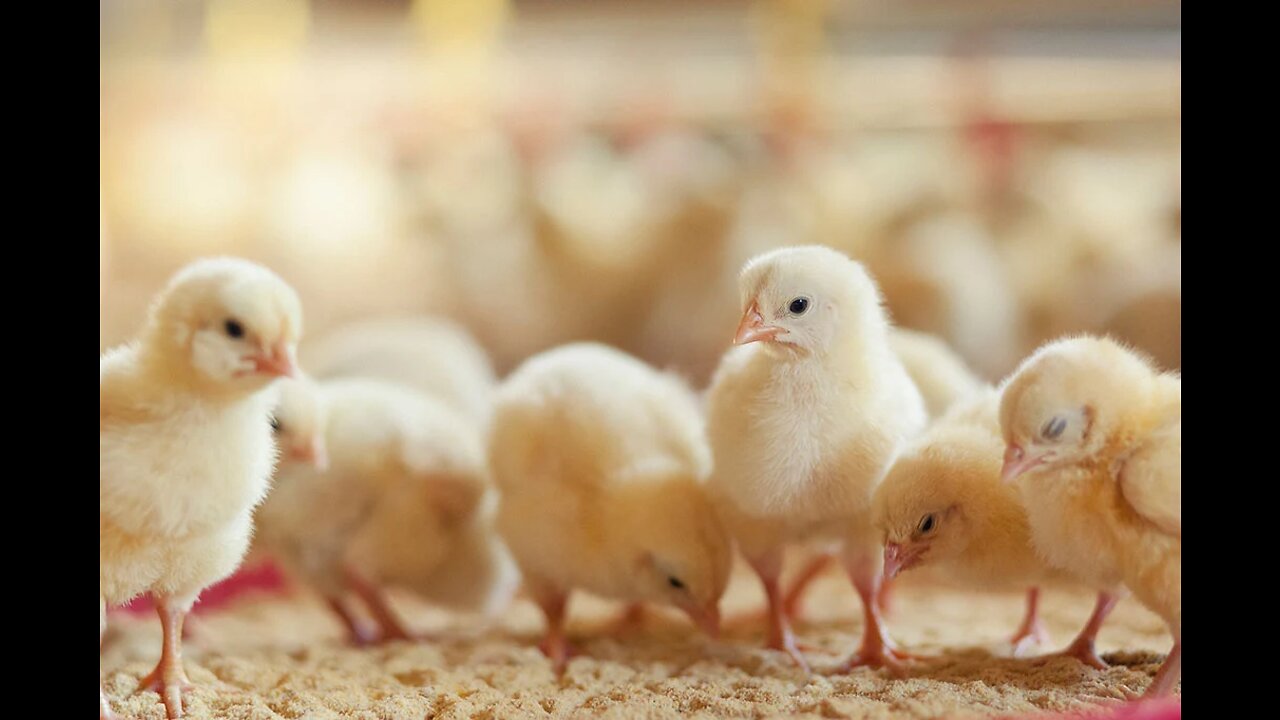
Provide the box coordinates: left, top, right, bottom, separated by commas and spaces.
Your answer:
489, 343, 732, 674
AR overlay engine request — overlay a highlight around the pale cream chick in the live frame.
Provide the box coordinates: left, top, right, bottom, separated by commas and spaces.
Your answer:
100, 257, 303, 719
706, 245, 927, 673
873, 390, 1118, 660
489, 343, 732, 673
889, 328, 987, 420
1001, 336, 1181, 697
257, 377, 519, 644
300, 317, 497, 429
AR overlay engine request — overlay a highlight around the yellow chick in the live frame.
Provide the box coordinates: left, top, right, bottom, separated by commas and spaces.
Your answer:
100, 258, 302, 719
257, 377, 518, 644
706, 246, 928, 673
889, 328, 987, 420
874, 390, 1120, 658
299, 316, 496, 429
489, 343, 732, 673
1001, 336, 1180, 697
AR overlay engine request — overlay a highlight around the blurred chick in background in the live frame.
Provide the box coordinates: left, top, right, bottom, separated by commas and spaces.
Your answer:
706, 246, 927, 673
1001, 336, 1180, 697
300, 316, 497, 429
489, 343, 732, 673
100, 258, 302, 719
874, 389, 1117, 658
257, 377, 518, 644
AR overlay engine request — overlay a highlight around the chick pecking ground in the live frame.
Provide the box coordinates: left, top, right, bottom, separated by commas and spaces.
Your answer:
101, 561, 1175, 720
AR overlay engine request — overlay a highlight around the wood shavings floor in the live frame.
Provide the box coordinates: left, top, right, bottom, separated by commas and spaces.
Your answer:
101, 563, 1177, 719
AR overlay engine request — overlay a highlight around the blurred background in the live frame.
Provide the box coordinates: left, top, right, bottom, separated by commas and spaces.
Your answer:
100, 0, 1181, 383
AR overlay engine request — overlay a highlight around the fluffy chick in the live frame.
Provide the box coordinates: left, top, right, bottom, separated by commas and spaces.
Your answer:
1001, 336, 1180, 697
889, 328, 987, 420
100, 257, 302, 719
873, 389, 1115, 657
299, 316, 496, 429
706, 245, 927, 673
489, 343, 732, 673
257, 377, 518, 643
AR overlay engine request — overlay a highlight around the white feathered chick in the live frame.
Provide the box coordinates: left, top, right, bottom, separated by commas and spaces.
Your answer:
706, 245, 927, 673
300, 316, 497, 429
257, 377, 519, 643
489, 343, 732, 673
100, 257, 302, 719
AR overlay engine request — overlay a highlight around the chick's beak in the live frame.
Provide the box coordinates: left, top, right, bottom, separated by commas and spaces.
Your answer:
681, 600, 721, 639
290, 436, 329, 472
734, 303, 785, 345
253, 341, 299, 379
883, 542, 923, 580
1001, 445, 1039, 483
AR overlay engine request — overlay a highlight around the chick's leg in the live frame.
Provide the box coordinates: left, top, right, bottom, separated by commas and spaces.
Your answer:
836, 551, 911, 677
1047, 590, 1121, 670
532, 589, 579, 674
748, 550, 810, 672
782, 552, 836, 622
136, 596, 194, 719
1009, 587, 1050, 656
1144, 639, 1180, 697
344, 566, 413, 643
325, 595, 380, 646
101, 598, 116, 720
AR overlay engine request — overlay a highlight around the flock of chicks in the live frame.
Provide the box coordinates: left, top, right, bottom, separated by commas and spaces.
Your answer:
100, 247, 1180, 720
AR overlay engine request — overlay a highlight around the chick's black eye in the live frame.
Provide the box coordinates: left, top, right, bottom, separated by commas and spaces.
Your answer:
788, 297, 810, 315
270, 416, 281, 433
918, 514, 936, 534
224, 319, 245, 339
667, 576, 685, 590
1041, 416, 1067, 441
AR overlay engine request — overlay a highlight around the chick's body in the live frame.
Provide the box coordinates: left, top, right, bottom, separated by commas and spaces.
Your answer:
490, 343, 731, 671
706, 246, 927, 672
1002, 337, 1180, 696
100, 257, 302, 719
257, 378, 517, 641
300, 317, 496, 428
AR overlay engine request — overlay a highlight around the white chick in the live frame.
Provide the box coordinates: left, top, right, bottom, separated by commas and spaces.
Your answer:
889, 328, 987, 420
706, 246, 927, 673
1001, 336, 1180, 697
489, 343, 732, 673
257, 377, 518, 643
101, 257, 302, 719
299, 316, 496, 429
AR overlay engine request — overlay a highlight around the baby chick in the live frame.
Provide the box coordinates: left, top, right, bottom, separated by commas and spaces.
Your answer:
706, 246, 927, 673
489, 343, 732, 673
874, 389, 1115, 656
101, 257, 302, 719
889, 328, 987, 420
299, 316, 496, 429
1001, 336, 1180, 697
257, 377, 518, 644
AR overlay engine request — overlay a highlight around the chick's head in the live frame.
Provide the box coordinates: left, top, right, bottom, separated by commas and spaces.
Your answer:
999, 336, 1155, 482
733, 245, 885, 356
271, 376, 329, 470
613, 469, 732, 637
148, 258, 303, 392
874, 427, 1003, 580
